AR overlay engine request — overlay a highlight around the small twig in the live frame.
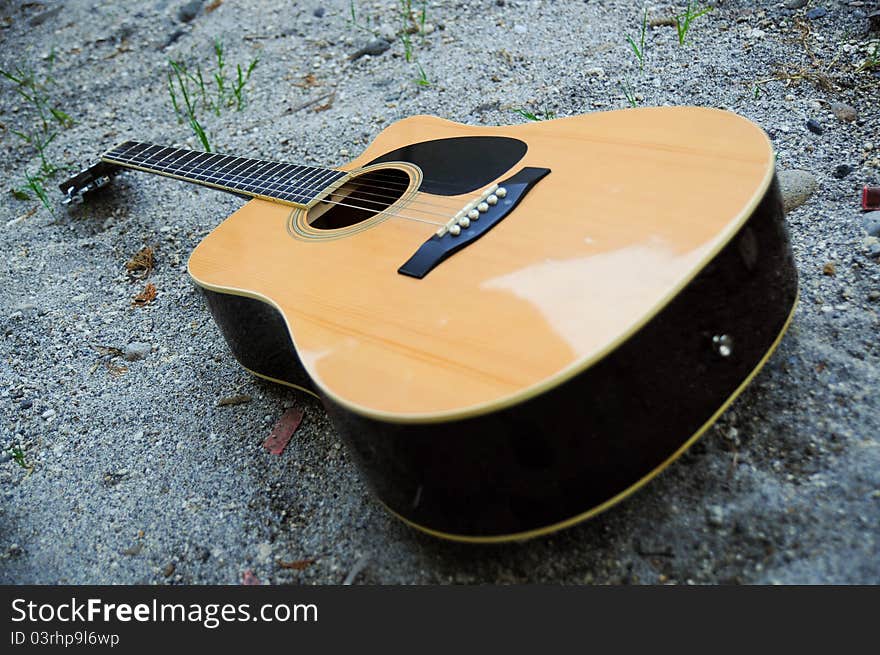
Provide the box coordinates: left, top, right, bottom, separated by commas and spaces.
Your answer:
288, 91, 335, 113
726, 449, 740, 482
342, 553, 370, 585
634, 539, 675, 558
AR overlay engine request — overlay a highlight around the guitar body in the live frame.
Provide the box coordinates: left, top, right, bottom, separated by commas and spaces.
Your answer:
185, 107, 798, 542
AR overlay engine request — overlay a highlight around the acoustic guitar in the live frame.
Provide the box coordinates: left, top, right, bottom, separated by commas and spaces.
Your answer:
61, 107, 798, 542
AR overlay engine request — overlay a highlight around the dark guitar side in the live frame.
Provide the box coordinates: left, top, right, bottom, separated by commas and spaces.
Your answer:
198, 176, 797, 542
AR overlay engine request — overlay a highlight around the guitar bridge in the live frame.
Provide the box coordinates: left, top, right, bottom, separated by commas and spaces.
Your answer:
397, 167, 551, 279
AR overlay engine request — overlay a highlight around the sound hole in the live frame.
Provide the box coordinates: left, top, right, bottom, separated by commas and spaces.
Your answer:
308, 168, 411, 230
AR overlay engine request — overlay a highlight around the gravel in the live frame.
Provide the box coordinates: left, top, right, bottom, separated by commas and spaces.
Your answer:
1, 0, 878, 585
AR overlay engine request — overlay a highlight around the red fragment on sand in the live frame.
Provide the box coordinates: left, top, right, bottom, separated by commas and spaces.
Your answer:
242, 570, 260, 585
262, 408, 303, 455
864, 186, 880, 211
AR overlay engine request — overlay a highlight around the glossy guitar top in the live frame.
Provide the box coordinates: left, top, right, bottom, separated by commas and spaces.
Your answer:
187, 107, 775, 422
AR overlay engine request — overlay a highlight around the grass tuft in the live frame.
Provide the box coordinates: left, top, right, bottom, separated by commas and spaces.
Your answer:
1, 54, 73, 210
620, 78, 639, 108
10, 444, 32, 471
674, 2, 713, 46
166, 39, 259, 151
626, 8, 649, 70
415, 63, 430, 87
511, 107, 556, 122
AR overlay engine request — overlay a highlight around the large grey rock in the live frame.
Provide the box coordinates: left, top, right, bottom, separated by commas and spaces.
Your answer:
777, 169, 818, 212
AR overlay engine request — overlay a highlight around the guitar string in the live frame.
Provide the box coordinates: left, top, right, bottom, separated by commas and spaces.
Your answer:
106, 151, 451, 213
107, 142, 480, 199
106, 155, 452, 225
103, 152, 456, 226
104, 144, 505, 226
104, 148, 482, 221
108, 145, 466, 210
112, 141, 472, 192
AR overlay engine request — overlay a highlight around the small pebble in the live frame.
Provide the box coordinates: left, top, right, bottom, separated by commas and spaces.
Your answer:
163, 562, 176, 577
784, 0, 807, 8
805, 7, 827, 20
313, 7, 325, 18
822, 262, 836, 276
348, 38, 391, 60
707, 505, 724, 527
862, 212, 880, 238
777, 169, 818, 212
833, 164, 853, 179
806, 119, 823, 135
177, 0, 203, 23
830, 102, 858, 123
164, 29, 185, 47
123, 342, 151, 361
868, 291, 880, 302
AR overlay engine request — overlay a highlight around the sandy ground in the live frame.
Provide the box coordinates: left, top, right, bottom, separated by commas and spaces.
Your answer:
0, 0, 878, 584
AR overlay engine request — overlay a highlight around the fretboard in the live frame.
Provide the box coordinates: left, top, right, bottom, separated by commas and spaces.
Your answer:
102, 141, 346, 207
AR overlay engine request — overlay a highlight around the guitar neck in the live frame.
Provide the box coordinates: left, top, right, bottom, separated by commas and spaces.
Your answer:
101, 141, 346, 207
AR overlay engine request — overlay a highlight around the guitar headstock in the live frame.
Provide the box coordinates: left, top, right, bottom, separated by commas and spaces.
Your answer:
58, 160, 121, 205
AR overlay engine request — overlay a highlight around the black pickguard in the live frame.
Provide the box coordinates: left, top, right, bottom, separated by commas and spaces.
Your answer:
367, 136, 528, 195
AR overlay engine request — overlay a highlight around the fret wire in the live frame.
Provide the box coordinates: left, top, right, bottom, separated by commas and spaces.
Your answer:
190, 153, 231, 182
287, 169, 331, 202
291, 166, 330, 200
238, 160, 280, 193
106, 147, 352, 201
193, 154, 230, 182
262, 164, 308, 198
103, 147, 458, 219
273, 166, 313, 196
138, 145, 181, 172
221, 156, 261, 188
180, 152, 223, 173
263, 163, 305, 194
110, 143, 338, 189
168, 149, 202, 173
119, 159, 357, 208
152, 147, 182, 169
110, 152, 345, 199
252, 161, 290, 194
154, 149, 190, 175
112, 141, 143, 160
242, 162, 290, 197
137, 144, 165, 163
185, 151, 213, 173
274, 165, 314, 197
236, 158, 275, 193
